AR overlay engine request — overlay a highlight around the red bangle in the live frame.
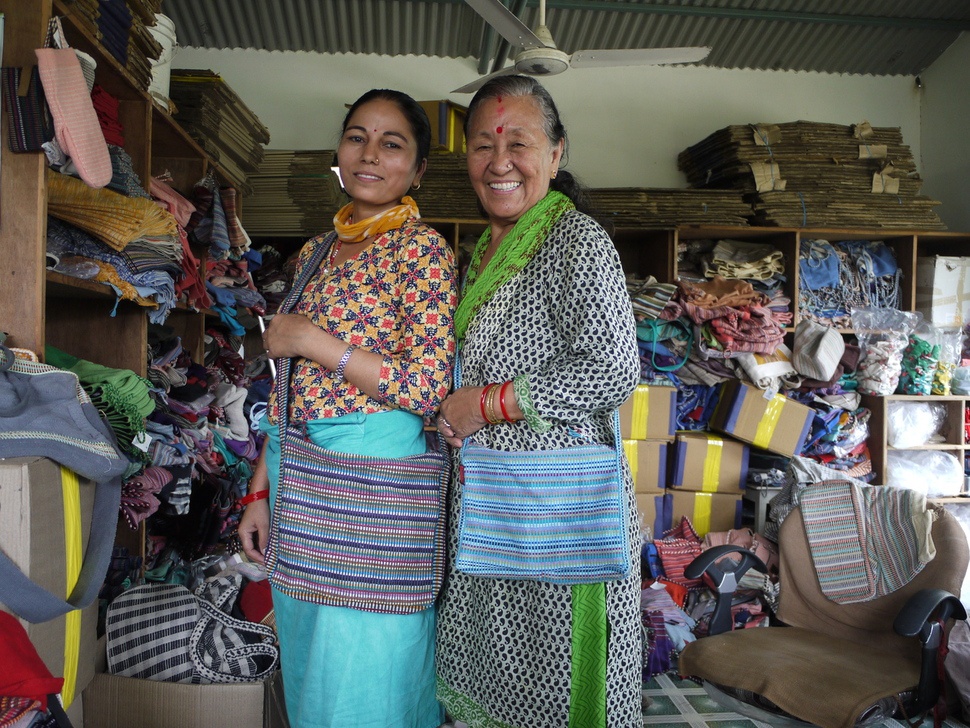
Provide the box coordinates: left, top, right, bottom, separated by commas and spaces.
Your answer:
498, 381, 513, 421
480, 384, 496, 422
239, 489, 269, 506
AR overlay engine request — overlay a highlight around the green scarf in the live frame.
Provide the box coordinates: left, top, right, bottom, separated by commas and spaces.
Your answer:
454, 190, 574, 343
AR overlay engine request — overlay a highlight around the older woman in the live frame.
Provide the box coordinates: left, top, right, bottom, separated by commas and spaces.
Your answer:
435, 75, 642, 727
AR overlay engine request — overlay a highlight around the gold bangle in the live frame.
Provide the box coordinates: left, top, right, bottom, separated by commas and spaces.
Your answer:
485, 381, 503, 424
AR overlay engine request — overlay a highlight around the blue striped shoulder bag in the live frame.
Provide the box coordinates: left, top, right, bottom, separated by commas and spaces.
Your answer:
262, 235, 449, 614
454, 365, 631, 584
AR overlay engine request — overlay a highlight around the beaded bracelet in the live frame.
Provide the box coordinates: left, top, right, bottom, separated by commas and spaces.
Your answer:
498, 381, 514, 421
238, 489, 269, 506
334, 345, 355, 383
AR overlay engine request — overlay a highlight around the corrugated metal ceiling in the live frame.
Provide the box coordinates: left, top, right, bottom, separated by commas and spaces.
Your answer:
162, 0, 970, 77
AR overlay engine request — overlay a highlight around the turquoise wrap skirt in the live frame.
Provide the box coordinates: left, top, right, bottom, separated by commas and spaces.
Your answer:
261, 411, 444, 728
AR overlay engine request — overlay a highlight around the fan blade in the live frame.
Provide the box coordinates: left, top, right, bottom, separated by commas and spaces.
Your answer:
570, 46, 711, 68
452, 65, 521, 94
465, 0, 545, 50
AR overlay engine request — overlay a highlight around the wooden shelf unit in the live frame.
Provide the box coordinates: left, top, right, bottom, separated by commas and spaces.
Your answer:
0, 0, 236, 374
862, 394, 970, 499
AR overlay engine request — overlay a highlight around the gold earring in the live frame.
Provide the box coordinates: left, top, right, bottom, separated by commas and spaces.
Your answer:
551, 171, 557, 179
412, 181, 421, 190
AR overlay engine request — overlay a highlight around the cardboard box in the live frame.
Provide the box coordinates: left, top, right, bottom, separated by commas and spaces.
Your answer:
916, 255, 970, 326
0, 457, 99, 710
418, 100, 467, 154
635, 491, 672, 540
619, 384, 677, 441
710, 379, 813, 458
669, 431, 749, 493
670, 490, 743, 538
623, 439, 668, 493
84, 655, 288, 728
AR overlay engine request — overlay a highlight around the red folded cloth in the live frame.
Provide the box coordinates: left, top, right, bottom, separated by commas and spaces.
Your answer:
0, 612, 63, 710
239, 578, 273, 625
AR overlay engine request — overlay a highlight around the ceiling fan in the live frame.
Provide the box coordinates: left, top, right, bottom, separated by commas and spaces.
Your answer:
454, 0, 711, 93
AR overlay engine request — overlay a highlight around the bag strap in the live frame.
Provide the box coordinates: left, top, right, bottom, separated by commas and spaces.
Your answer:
274, 233, 337, 436
189, 596, 278, 683
0, 467, 121, 623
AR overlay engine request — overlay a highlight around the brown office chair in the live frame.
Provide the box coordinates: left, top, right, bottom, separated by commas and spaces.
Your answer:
678, 490, 968, 728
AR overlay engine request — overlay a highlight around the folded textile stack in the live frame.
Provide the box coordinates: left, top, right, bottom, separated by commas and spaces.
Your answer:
410, 153, 482, 219
47, 168, 179, 253
678, 121, 945, 229
65, 0, 163, 92
244, 150, 347, 236
589, 188, 751, 227
169, 69, 271, 195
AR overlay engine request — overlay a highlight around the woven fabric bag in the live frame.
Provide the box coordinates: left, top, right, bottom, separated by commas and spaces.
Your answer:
456, 409, 631, 584
453, 361, 631, 584
0, 66, 54, 152
105, 576, 278, 684
263, 233, 449, 614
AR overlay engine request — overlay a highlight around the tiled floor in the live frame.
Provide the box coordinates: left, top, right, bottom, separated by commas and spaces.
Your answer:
642, 674, 772, 728
641, 673, 970, 728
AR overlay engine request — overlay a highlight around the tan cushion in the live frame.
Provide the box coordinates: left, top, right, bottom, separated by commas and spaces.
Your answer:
679, 627, 918, 728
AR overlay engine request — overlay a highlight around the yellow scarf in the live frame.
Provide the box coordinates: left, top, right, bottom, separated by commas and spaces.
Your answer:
332, 196, 420, 242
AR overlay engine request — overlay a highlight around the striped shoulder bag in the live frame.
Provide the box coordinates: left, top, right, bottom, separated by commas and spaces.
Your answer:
454, 361, 632, 584
263, 234, 450, 614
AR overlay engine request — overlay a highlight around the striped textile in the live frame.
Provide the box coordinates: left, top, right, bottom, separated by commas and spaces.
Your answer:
800, 480, 931, 603
455, 413, 631, 584
1, 66, 54, 152
106, 583, 200, 683
265, 425, 449, 614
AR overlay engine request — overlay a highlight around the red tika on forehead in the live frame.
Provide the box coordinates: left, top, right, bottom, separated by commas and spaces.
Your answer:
496, 126, 503, 133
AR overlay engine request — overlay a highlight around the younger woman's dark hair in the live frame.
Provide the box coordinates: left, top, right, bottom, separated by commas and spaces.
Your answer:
342, 89, 432, 168
464, 75, 592, 214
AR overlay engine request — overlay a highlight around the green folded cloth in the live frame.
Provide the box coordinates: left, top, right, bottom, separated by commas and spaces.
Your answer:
46, 345, 155, 459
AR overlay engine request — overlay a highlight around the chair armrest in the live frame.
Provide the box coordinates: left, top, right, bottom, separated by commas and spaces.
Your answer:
685, 545, 768, 636
894, 588, 967, 638
893, 588, 968, 715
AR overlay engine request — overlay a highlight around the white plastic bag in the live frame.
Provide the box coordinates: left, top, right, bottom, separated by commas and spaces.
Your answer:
886, 450, 964, 497
887, 401, 946, 448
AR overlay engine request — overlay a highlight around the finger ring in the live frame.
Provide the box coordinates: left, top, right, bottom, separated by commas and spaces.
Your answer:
439, 416, 451, 429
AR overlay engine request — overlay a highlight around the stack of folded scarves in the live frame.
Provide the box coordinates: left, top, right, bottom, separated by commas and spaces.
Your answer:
151, 176, 212, 311
46, 216, 177, 324
47, 168, 178, 251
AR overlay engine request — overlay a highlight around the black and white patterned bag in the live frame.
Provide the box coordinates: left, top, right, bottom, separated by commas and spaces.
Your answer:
106, 574, 278, 684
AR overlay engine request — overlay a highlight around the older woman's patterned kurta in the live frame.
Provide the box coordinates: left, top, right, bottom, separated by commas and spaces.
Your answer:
436, 210, 643, 728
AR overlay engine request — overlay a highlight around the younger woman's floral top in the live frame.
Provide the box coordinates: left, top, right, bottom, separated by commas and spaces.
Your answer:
267, 219, 457, 422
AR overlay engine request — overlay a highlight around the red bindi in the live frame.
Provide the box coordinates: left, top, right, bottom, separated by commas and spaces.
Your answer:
496, 126, 503, 133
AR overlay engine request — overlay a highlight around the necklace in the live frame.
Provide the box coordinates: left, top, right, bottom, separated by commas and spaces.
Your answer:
322, 240, 343, 275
